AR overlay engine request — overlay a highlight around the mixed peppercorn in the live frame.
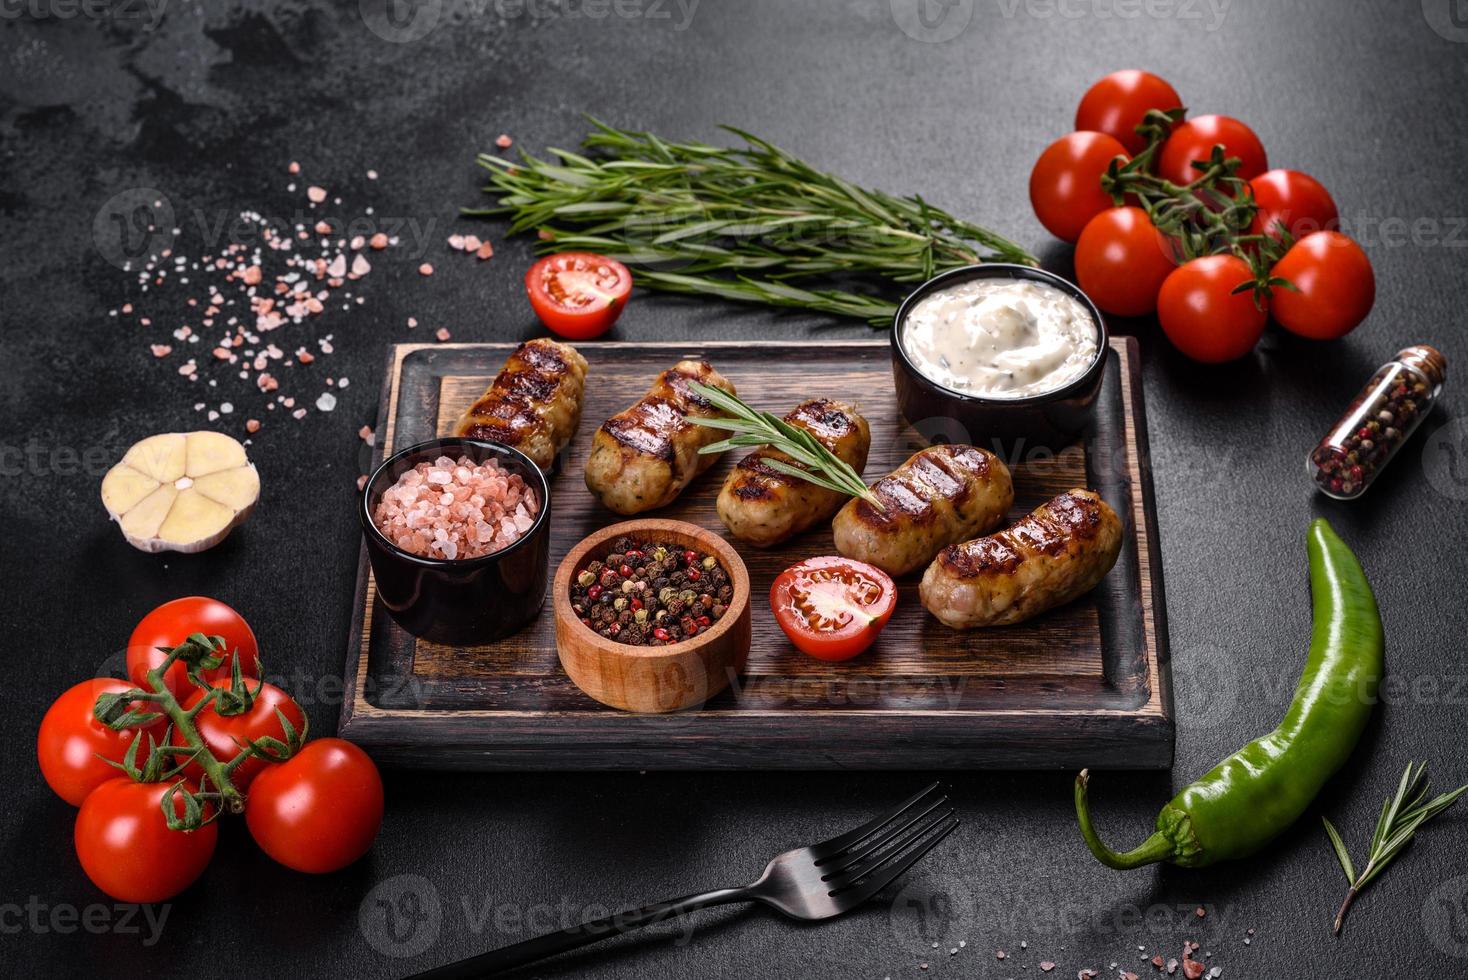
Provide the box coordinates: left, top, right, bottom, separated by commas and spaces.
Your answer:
570, 537, 732, 645
1309, 346, 1445, 500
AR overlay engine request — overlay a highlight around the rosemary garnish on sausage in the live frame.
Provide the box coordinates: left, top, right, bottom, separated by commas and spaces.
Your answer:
684, 382, 881, 510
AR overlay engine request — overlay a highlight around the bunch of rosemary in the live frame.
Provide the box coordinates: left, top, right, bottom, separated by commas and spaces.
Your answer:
469, 119, 1036, 327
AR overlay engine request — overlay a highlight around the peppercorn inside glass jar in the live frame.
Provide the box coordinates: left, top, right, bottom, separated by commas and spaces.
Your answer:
1308, 345, 1447, 500
568, 537, 734, 645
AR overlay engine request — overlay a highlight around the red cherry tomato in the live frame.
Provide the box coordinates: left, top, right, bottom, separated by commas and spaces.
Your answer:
1074, 207, 1178, 317
1157, 115, 1268, 185
770, 557, 898, 662
127, 597, 261, 700
1248, 169, 1339, 241
74, 779, 217, 903
1268, 231, 1375, 341
1029, 132, 1130, 243
1157, 255, 1268, 363
38, 679, 167, 807
174, 680, 306, 790
525, 252, 632, 340
246, 739, 384, 874
1074, 70, 1183, 155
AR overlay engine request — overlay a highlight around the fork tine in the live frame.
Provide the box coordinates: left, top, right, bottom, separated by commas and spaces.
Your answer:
824, 807, 955, 890
829, 814, 958, 908
817, 791, 948, 878
807, 782, 947, 861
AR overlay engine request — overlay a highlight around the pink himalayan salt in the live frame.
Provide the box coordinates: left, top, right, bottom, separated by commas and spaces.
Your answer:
372, 455, 538, 560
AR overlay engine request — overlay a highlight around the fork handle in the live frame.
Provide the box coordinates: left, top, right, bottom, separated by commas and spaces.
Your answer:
407, 886, 752, 978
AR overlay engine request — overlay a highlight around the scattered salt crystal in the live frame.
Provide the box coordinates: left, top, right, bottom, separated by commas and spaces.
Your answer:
366, 169, 378, 180
316, 392, 338, 412
246, 419, 261, 433
496, 134, 513, 148
289, 161, 300, 174
448, 234, 466, 250
220, 402, 234, 414
307, 186, 327, 203
351, 254, 371, 276
475, 241, 494, 260
435, 328, 452, 342
150, 344, 172, 358
419, 263, 434, 276
292, 408, 307, 419
370, 233, 388, 250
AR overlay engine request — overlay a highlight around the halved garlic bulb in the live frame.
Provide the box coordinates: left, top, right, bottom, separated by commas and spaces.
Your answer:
101, 431, 260, 553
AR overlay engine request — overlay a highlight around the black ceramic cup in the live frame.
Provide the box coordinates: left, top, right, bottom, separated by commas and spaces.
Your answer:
891, 264, 1109, 459
359, 438, 551, 645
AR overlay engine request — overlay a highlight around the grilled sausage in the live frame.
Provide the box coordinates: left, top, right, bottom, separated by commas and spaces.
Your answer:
584, 360, 736, 514
452, 339, 588, 471
716, 399, 871, 548
831, 444, 1013, 577
919, 488, 1122, 629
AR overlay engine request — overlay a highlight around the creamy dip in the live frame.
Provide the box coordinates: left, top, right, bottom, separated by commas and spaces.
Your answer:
901, 277, 1099, 398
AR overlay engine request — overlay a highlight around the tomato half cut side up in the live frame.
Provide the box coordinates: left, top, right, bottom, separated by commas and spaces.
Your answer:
525, 252, 633, 340
771, 557, 898, 662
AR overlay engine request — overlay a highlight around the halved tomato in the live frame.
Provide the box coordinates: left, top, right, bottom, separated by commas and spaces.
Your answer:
770, 557, 897, 662
525, 252, 633, 339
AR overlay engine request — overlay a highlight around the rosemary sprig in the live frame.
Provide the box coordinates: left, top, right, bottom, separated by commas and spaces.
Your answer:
684, 381, 880, 509
1322, 761, 1468, 935
470, 118, 1037, 327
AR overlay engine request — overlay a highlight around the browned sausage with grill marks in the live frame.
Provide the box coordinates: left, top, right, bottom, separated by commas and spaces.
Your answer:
452, 339, 588, 471
831, 444, 1013, 577
919, 488, 1122, 628
584, 360, 735, 515
716, 399, 871, 548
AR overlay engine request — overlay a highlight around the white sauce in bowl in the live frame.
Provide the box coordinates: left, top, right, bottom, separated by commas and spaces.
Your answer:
901, 277, 1099, 399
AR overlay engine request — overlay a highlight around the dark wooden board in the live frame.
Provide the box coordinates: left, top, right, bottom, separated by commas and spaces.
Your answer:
338, 340, 1173, 769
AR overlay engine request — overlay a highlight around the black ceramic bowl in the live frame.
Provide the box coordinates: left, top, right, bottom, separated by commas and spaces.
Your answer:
359, 438, 551, 645
891, 264, 1109, 458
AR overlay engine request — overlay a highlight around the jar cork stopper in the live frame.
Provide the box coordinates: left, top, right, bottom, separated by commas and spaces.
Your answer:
1396, 345, 1447, 388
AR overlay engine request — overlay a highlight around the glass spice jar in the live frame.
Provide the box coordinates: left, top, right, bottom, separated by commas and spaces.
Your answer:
1308, 345, 1447, 499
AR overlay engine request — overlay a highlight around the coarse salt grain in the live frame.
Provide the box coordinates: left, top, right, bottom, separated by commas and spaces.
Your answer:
419, 263, 435, 276
316, 392, 338, 412
372, 455, 539, 560
307, 186, 327, 203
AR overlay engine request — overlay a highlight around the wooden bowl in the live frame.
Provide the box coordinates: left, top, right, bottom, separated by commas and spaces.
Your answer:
553, 519, 752, 713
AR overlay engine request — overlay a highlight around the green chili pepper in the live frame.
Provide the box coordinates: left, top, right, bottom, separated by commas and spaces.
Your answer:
1075, 518, 1384, 869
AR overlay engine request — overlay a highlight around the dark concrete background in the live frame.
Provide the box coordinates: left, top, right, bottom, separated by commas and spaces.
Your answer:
3, 0, 1468, 976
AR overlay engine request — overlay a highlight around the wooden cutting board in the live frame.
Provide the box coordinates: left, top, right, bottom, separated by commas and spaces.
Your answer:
337, 339, 1173, 769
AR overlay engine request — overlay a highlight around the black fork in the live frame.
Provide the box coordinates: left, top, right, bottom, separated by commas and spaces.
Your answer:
407, 783, 957, 977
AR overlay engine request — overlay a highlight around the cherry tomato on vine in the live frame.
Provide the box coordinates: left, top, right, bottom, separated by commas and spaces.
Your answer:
1247, 169, 1339, 242
38, 679, 166, 806
1157, 255, 1268, 363
1157, 115, 1268, 186
246, 739, 384, 874
127, 597, 261, 700
770, 556, 898, 662
1268, 231, 1375, 341
74, 778, 217, 903
1074, 70, 1183, 155
525, 252, 633, 340
174, 680, 306, 790
1029, 132, 1130, 243
1074, 207, 1179, 317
